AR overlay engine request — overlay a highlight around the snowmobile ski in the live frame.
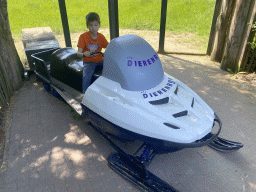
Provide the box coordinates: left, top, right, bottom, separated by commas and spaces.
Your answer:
108, 153, 179, 192
208, 136, 243, 152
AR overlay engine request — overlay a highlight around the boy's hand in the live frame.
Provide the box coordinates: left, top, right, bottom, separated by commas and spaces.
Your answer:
83, 51, 91, 57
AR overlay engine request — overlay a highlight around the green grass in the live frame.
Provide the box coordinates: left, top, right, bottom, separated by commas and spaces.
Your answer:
7, 0, 215, 40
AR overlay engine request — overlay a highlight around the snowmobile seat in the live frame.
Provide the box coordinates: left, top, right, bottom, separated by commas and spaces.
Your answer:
51, 47, 103, 92
51, 48, 84, 92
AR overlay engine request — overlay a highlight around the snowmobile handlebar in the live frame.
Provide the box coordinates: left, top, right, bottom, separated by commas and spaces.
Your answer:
83, 51, 104, 58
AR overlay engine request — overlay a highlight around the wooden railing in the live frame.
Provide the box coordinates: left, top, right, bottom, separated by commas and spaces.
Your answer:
240, 30, 256, 72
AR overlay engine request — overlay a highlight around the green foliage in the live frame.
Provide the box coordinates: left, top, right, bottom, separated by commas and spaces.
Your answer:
227, 67, 244, 75
248, 21, 256, 50
7, 0, 215, 40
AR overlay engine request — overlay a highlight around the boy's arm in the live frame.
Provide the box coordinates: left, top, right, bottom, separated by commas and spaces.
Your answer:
77, 34, 90, 58
77, 47, 83, 58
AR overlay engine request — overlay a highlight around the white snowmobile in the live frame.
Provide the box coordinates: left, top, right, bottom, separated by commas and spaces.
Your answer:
32, 34, 243, 192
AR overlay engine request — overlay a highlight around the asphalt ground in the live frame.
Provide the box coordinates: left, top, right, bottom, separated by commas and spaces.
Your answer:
1, 54, 256, 192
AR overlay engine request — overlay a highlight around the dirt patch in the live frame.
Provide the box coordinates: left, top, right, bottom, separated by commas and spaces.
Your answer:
55, 28, 207, 54
227, 72, 256, 94
14, 28, 209, 71
232, 72, 256, 84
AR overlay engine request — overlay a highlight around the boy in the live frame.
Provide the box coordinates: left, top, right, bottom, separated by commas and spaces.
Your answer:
77, 12, 108, 93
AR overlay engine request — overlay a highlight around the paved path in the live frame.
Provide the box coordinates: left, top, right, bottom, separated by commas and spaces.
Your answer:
1, 54, 256, 192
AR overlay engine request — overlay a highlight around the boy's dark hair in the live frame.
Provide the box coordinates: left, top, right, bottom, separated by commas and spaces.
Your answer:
86, 12, 100, 26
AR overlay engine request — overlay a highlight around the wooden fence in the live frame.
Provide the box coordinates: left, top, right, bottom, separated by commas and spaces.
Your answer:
207, 0, 256, 72
241, 49, 256, 72
240, 27, 256, 72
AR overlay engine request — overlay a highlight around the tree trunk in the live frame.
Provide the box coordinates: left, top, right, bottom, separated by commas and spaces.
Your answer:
0, 0, 24, 108
0, 56, 13, 106
221, 0, 254, 71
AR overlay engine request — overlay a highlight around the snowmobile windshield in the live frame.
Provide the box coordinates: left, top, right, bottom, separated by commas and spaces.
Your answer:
102, 34, 164, 91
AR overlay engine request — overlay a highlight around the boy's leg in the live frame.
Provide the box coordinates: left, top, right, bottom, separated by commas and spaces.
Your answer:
83, 62, 96, 93
96, 61, 103, 67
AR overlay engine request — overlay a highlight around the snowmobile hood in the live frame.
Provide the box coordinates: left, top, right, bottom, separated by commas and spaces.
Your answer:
102, 34, 164, 91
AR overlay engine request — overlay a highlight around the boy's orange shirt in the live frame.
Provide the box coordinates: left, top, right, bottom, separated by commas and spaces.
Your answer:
77, 31, 108, 63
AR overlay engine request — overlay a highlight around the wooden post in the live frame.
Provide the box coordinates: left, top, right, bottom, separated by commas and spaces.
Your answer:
58, 0, 72, 47
108, 0, 119, 40
158, 0, 168, 53
237, 0, 256, 68
207, 0, 223, 56
210, 0, 235, 63
221, 0, 254, 71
